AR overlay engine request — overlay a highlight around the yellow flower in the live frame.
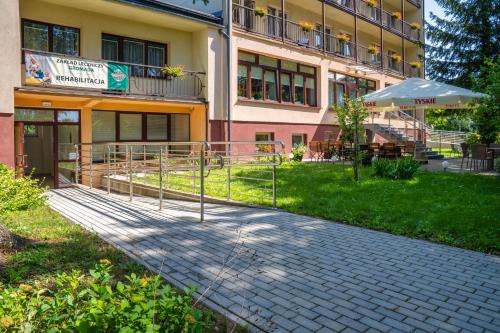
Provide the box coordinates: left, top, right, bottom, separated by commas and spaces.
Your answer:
19, 284, 33, 292
185, 313, 197, 324
0, 317, 14, 328
140, 277, 149, 287
99, 259, 111, 266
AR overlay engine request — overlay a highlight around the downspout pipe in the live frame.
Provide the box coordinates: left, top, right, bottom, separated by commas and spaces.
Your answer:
220, 0, 232, 142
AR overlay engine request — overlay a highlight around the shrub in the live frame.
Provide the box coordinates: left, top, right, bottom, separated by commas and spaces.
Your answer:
0, 164, 46, 215
373, 157, 420, 180
465, 132, 481, 145
291, 143, 308, 162
0, 261, 214, 332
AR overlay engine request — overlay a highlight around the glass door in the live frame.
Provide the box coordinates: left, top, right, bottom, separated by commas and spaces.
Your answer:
56, 110, 80, 188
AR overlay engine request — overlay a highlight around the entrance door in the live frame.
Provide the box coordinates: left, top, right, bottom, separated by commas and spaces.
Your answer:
24, 124, 55, 187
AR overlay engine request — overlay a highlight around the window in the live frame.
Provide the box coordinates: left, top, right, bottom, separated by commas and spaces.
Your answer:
119, 113, 142, 141
22, 20, 79, 56
57, 111, 79, 123
15, 108, 54, 122
92, 111, 116, 142
327, 72, 376, 107
292, 134, 305, 146
238, 51, 317, 106
256, 133, 272, 141
101, 34, 166, 75
147, 114, 168, 140
92, 111, 189, 142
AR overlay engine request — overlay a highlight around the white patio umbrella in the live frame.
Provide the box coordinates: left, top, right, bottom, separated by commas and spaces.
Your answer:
360, 78, 487, 157
362, 77, 487, 112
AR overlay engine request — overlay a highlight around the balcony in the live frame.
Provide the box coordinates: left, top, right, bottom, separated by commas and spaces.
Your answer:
21, 50, 205, 101
232, 5, 422, 78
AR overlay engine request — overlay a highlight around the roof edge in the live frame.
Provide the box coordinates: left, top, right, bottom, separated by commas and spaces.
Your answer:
112, 0, 224, 27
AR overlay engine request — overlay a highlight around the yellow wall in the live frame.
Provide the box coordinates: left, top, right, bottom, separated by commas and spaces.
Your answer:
20, 0, 195, 68
14, 93, 207, 143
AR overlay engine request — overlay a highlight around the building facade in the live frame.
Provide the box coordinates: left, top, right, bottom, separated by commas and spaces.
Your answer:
0, 0, 225, 187
210, 0, 425, 150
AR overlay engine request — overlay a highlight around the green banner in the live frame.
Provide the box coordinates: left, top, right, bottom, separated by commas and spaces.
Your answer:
107, 63, 129, 90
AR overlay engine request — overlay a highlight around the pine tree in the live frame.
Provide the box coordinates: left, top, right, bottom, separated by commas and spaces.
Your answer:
425, 0, 499, 89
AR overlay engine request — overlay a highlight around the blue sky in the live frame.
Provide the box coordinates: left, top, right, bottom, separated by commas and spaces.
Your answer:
425, 0, 445, 21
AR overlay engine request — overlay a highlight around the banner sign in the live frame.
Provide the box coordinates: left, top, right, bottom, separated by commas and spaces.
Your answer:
25, 51, 129, 91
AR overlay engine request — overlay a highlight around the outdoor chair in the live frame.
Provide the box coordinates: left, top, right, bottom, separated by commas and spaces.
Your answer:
320, 141, 335, 161
469, 144, 493, 171
460, 143, 470, 169
308, 141, 323, 161
382, 142, 397, 159
402, 141, 415, 156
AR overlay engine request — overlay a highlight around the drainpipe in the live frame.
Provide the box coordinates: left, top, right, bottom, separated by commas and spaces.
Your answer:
220, 0, 232, 142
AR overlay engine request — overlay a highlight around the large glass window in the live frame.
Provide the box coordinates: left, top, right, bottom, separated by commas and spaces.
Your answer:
92, 111, 116, 142
22, 20, 79, 56
170, 114, 190, 142
119, 113, 142, 141
15, 108, 54, 122
238, 51, 317, 106
147, 114, 168, 140
328, 72, 376, 107
265, 70, 278, 101
281, 73, 292, 103
101, 34, 167, 73
251, 66, 263, 100
57, 111, 79, 123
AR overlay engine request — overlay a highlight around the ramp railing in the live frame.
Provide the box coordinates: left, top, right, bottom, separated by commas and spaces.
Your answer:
72, 141, 285, 222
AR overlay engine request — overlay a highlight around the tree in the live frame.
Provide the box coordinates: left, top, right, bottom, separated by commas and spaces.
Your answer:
426, 108, 474, 132
473, 57, 500, 144
334, 99, 369, 181
425, 0, 499, 89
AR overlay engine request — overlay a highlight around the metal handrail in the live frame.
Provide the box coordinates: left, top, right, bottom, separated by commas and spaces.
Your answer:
72, 141, 286, 222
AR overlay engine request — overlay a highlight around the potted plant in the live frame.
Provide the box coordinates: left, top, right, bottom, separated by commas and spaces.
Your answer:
367, 45, 379, 54
298, 21, 314, 32
337, 33, 351, 43
390, 53, 402, 62
162, 64, 185, 78
366, 0, 378, 7
391, 11, 402, 20
410, 22, 421, 30
254, 7, 267, 17
410, 61, 422, 69
291, 143, 308, 162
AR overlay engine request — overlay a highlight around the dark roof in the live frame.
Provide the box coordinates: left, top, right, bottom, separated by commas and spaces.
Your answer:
115, 0, 224, 26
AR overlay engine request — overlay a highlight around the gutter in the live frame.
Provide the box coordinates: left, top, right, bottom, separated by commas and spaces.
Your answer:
110, 0, 224, 27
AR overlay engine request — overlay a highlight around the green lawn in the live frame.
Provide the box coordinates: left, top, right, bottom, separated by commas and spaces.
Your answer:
0, 206, 144, 285
140, 162, 500, 254
0, 206, 240, 332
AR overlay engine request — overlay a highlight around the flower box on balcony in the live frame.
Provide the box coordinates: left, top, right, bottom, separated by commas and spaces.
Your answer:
254, 7, 267, 17
162, 65, 185, 78
337, 33, 351, 43
299, 21, 314, 32
390, 54, 402, 62
366, 0, 378, 7
410, 61, 422, 69
410, 22, 421, 30
391, 11, 402, 20
368, 45, 380, 54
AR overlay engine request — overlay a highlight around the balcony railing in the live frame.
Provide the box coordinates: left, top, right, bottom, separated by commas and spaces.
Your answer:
356, 0, 381, 23
232, 5, 423, 78
22, 49, 205, 100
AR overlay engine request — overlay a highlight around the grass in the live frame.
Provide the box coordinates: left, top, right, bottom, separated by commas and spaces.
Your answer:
432, 148, 460, 158
0, 206, 145, 285
0, 206, 244, 332
139, 162, 500, 254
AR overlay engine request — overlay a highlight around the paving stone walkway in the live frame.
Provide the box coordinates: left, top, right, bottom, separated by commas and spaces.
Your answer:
48, 187, 500, 333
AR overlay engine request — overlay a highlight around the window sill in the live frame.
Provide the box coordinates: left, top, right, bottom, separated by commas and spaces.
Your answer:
237, 98, 321, 111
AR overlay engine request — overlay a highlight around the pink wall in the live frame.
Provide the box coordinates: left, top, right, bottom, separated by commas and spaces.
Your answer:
210, 120, 340, 153
0, 114, 14, 168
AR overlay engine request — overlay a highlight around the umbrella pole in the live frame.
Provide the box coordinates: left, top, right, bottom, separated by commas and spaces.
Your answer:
413, 108, 417, 158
